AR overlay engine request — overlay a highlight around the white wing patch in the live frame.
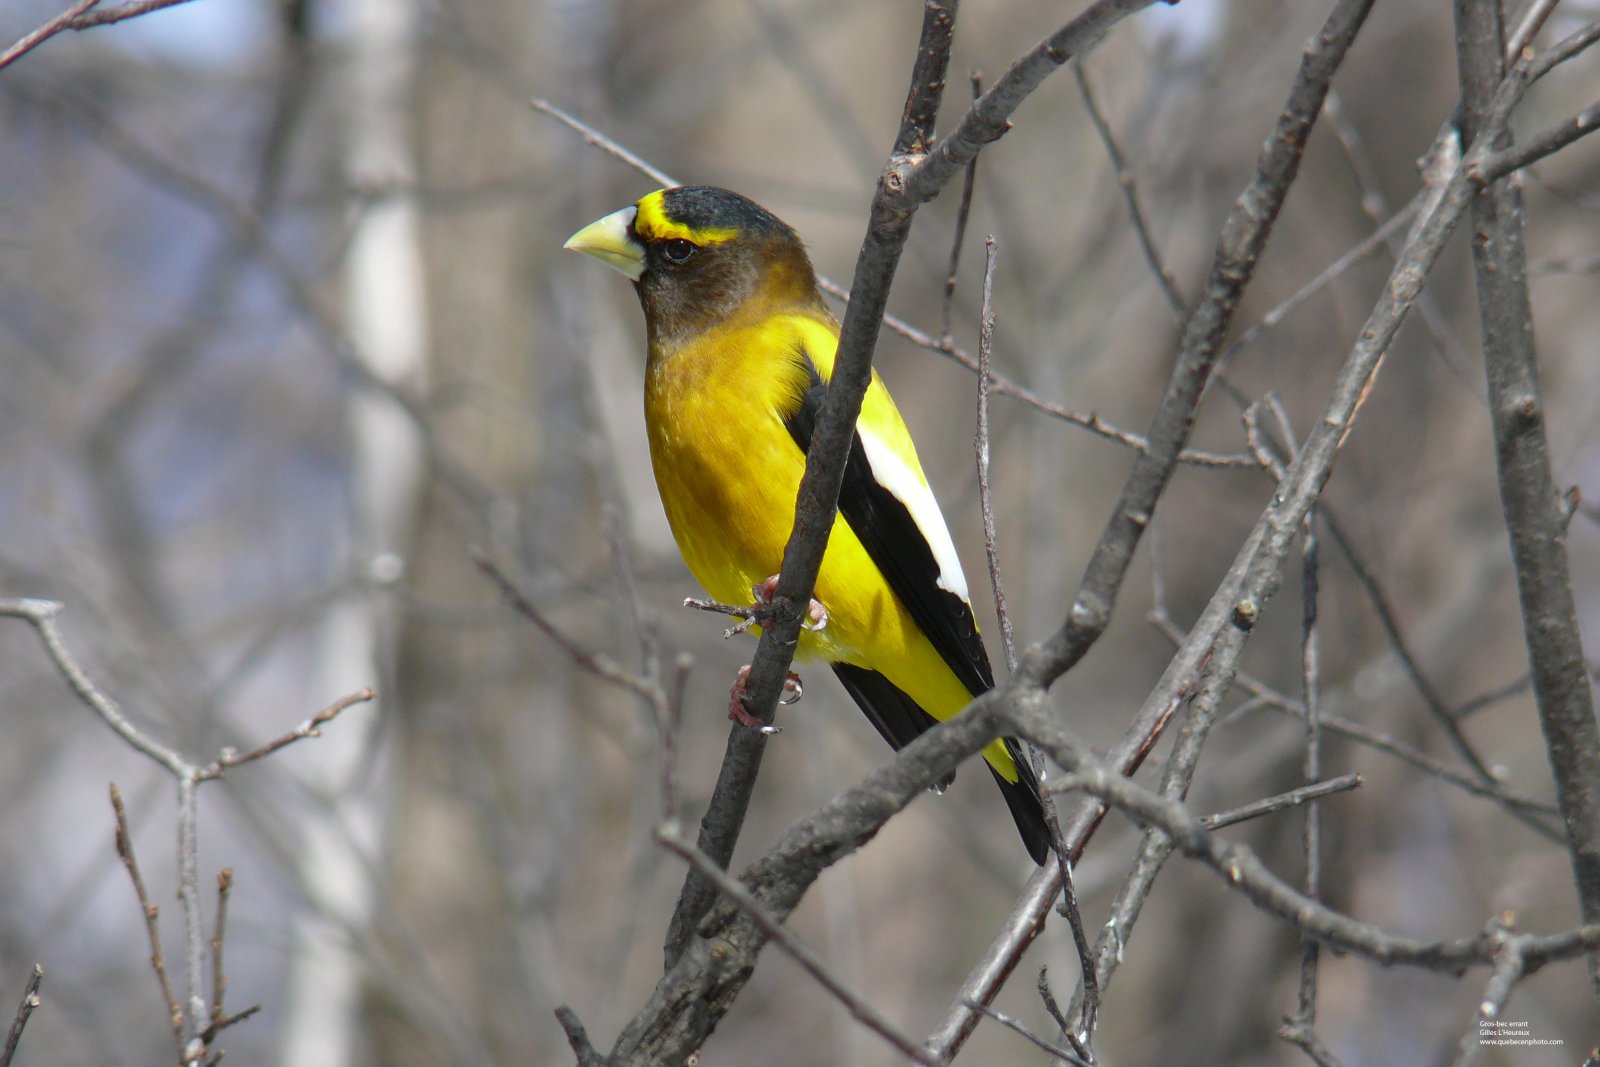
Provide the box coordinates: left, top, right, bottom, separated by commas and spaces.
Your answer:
856, 425, 972, 602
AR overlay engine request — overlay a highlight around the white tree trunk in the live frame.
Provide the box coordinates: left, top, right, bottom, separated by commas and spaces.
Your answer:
279, 0, 427, 1062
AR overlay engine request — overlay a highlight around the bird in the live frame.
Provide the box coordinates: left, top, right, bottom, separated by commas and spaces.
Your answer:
565, 185, 1051, 865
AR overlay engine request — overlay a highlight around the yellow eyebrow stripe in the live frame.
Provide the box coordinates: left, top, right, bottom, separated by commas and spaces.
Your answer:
634, 190, 738, 246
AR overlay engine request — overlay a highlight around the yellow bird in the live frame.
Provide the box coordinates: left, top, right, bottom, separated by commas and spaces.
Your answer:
566, 186, 1049, 864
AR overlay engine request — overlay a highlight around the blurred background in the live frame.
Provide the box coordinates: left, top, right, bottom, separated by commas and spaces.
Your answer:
1, 0, 1597, 1063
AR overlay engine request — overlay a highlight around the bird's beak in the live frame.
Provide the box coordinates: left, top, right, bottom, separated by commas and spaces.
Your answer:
564, 206, 645, 281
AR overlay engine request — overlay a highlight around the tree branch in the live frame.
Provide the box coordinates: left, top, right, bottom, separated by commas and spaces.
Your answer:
930, 0, 1381, 1050
0, 966, 44, 1067
1454, 0, 1600, 989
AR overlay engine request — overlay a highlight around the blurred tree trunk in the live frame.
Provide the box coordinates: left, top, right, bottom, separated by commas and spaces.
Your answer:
279, 0, 428, 1062
369, 0, 621, 1061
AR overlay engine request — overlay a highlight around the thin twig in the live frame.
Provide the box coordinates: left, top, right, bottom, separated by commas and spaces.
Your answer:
975, 237, 1017, 672
0, 598, 188, 776
660, 654, 692, 824
1052, 859, 1098, 1058
657, 825, 941, 1067
825, 276, 1260, 468
1199, 773, 1364, 831
1217, 198, 1423, 376
1294, 508, 1325, 1042
470, 548, 655, 699
1504, 0, 1561, 60
1036, 965, 1072, 1041
208, 870, 232, 1031
1074, 60, 1186, 317
62, 0, 195, 29
1529, 16, 1600, 81
0, 966, 43, 1067
0, 0, 99, 72
531, 98, 677, 188
962, 998, 1089, 1064
111, 784, 183, 1043
199, 689, 375, 778
939, 73, 984, 345
1024, 711, 1600, 973
1320, 513, 1499, 781
1477, 100, 1600, 183
1453, 672, 1532, 721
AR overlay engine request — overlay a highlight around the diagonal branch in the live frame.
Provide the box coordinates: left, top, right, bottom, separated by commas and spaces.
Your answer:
929, 0, 1380, 1050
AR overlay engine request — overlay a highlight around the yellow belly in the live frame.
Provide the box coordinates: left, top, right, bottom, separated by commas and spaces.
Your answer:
642, 311, 979, 730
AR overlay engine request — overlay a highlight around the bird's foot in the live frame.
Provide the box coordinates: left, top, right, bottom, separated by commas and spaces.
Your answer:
751, 575, 829, 632
726, 663, 803, 734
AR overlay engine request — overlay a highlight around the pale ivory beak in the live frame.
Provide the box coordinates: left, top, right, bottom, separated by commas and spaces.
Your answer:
564, 205, 644, 281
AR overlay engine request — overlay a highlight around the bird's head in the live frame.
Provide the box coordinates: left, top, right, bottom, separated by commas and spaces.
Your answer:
565, 186, 824, 349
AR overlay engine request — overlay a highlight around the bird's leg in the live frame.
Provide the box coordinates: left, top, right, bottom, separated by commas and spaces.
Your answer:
751, 575, 829, 632
727, 663, 803, 734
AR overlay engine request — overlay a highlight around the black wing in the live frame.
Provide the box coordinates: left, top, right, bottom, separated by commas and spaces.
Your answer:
836, 664, 1050, 864
787, 351, 1051, 865
784, 353, 995, 696
832, 663, 954, 790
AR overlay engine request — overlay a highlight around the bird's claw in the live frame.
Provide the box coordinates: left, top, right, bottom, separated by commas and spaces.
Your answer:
727, 663, 802, 732
751, 575, 829, 633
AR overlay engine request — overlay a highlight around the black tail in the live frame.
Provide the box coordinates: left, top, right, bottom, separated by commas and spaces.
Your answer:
990, 739, 1052, 866
833, 664, 1053, 864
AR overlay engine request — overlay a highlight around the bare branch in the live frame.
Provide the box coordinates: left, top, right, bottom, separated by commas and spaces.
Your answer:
1293, 510, 1325, 1043
975, 237, 1017, 673
111, 784, 183, 1045
1026, 714, 1600, 974
939, 73, 984, 345
932, 0, 1381, 1050
1074, 61, 1186, 318
1199, 773, 1364, 831
658, 824, 940, 1067
962, 998, 1089, 1064
1320, 510, 1499, 782
1456, 0, 1600, 982
4, 598, 374, 1058
1149, 611, 1564, 828
608, 656, 1600, 1062
0, 598, 188, 777
1529, 16, 1600, 81
553, 1006, 605, 1067
208, 870, 232, 1031
199, 689, 376, 779
0, 0, 99, 73
471, 548, 656, 701
62, 0, 196, 30
1476, 99, 1600, 183
0, 966, 43, 1067
1448, 917, 1526, 1067
531, 98, 677, 188
1278, 1017, 1348, 1067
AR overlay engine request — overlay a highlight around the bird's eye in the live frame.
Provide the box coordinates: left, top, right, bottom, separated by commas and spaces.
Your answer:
662, 238, 696, 263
